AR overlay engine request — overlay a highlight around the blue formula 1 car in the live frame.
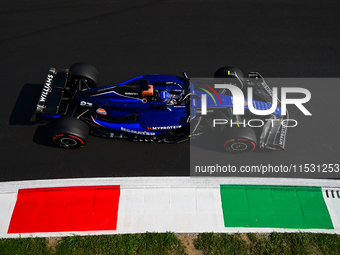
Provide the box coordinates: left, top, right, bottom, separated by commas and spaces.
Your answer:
36, 63, 288, 152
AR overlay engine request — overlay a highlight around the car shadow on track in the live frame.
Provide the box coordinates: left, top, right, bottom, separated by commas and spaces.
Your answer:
9, 83, 57, 148
32, 123, 56, 148
9, 83, 42, 125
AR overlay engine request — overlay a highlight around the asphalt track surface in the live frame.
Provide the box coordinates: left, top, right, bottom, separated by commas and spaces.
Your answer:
1, 0, 340, 181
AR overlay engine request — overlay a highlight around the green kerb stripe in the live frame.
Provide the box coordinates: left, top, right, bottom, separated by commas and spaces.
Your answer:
220, 185, 333, 229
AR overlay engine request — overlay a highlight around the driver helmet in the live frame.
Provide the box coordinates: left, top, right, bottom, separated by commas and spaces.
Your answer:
157, 90, 171, 102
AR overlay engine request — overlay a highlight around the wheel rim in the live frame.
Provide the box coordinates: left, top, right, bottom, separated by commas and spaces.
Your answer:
53, 134, 85, 149
224, 138, 256, 153
60, 137, 77, 147
230, 142, 248, 151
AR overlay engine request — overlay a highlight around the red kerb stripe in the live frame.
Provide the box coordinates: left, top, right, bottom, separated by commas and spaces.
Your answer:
8, 185, 120, 233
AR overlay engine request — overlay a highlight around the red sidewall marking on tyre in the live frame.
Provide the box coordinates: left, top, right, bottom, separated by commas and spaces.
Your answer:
223, 139, 234, 148
250, 141, 256, 152
68, 134, 84, 145
53, 134, 85, 147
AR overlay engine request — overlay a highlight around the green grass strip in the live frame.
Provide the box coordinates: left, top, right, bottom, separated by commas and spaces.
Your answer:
54, 232, 185, 255
0, 233, 185, 255
1, 232, 340, 255
194, 232, 340, 255
0, 237, 51, 255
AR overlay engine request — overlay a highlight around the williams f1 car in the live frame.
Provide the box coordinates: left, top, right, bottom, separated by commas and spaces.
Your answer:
36, 63, 288, 152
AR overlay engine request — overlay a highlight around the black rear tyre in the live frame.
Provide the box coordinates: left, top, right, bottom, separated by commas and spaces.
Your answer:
70, 63, 98, 88
222, 127, 257, 153
52, 117, 89, 149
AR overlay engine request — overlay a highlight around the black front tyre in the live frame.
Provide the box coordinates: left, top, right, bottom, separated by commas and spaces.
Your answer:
214, 66, 244, 94
222, 127, 257, 153
214, 66, 244, 81
52, 117, 89, 149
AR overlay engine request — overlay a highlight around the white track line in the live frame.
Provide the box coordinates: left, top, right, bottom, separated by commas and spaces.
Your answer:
0, 193, 17, 238
323, 188, 340, 230
1, 177, 340, 192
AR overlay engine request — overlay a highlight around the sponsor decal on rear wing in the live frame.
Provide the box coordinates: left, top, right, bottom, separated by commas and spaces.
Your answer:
36, 68, 56, 113
36, 68, 69, 114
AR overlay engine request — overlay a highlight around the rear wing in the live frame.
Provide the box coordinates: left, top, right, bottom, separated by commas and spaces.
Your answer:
36, 68, 69, 115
